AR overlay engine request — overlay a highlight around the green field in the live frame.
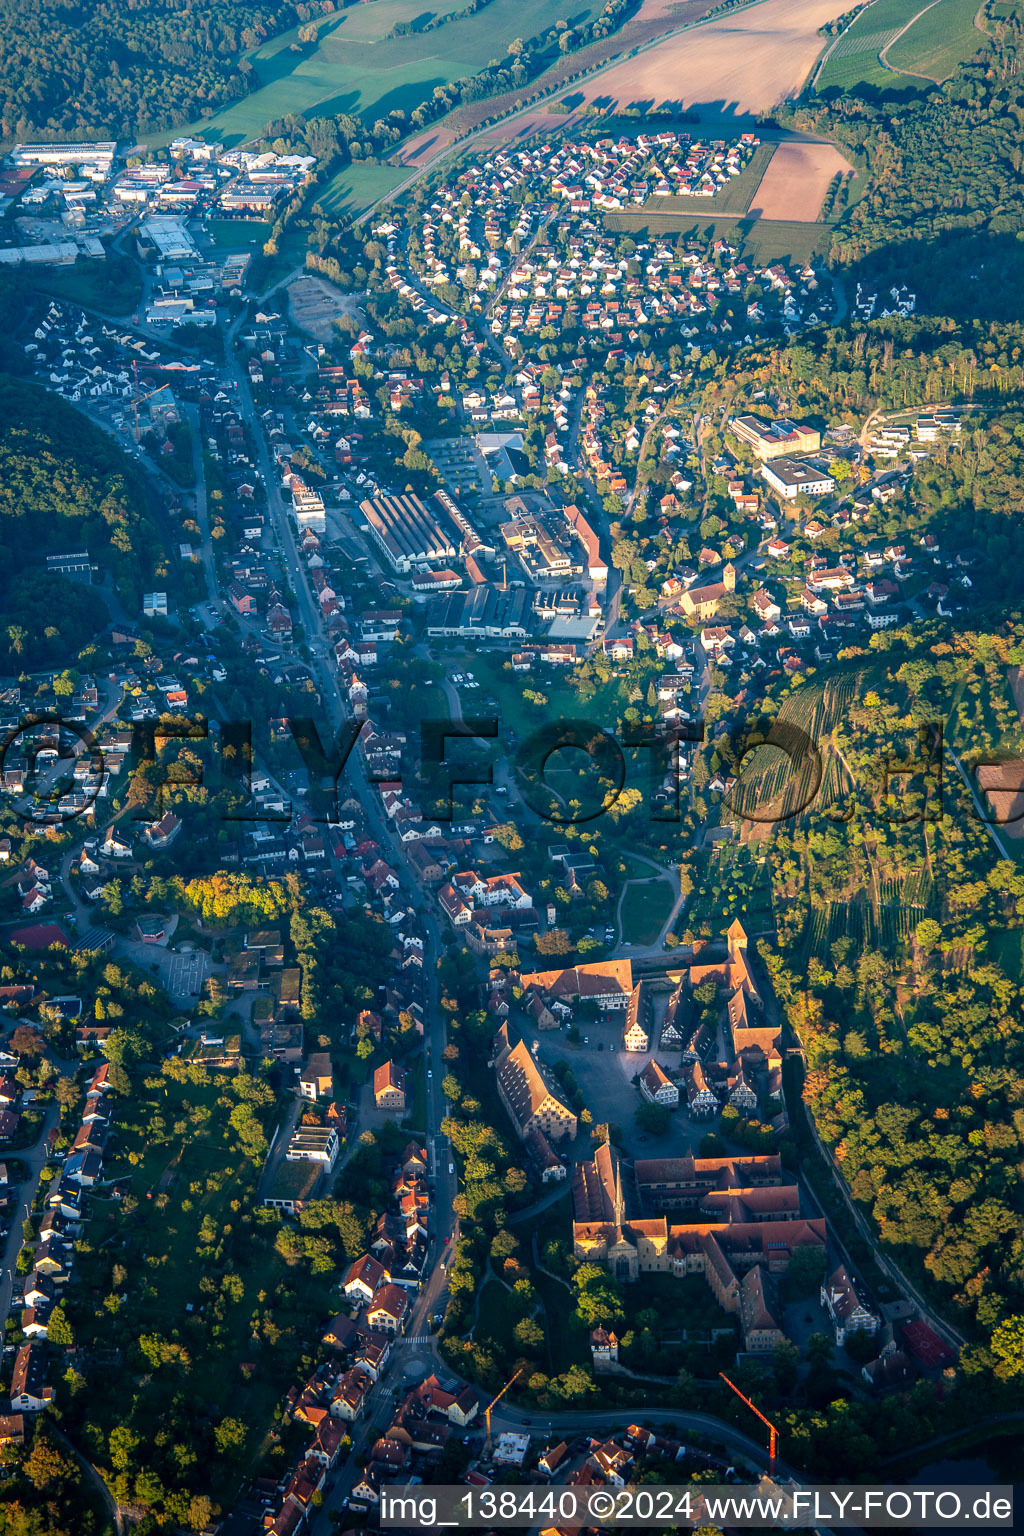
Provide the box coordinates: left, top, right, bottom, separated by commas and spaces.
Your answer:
318, 159, 412, 219
619, 876, 676, 945
815, 0, 935, 92
158, 0, 599, 150
29, 258, 143, 316
603, 210, 832, 265
884, 0, 986, 80
205, 218, 272, 249
682, 843, 774, 940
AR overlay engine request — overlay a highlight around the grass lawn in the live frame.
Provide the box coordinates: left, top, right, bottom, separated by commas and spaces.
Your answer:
474, 1275, 522, 1354
619, 877, 675, 945
619, 852, 660, 879
519, 1202, 587, 1374
455, 648, 623, 740
815, 0, 935, 92
603, 210, 832, 265
621, 1272, 731, 1335
884, 0, 986, 80
155, 0, 599, 150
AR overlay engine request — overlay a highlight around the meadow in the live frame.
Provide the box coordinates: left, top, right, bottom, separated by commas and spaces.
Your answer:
161, 0, 600, 149
619, 875, 676, 944
317, 159, 412, 220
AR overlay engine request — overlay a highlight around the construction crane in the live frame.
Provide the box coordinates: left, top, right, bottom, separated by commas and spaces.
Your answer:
131, 360, 172, 442
719, 1372, 779, 1476
483, 1366, 523, 1459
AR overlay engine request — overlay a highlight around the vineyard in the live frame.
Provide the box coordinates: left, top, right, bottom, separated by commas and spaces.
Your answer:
724, 672, 861, 831
800, 865, 933, 966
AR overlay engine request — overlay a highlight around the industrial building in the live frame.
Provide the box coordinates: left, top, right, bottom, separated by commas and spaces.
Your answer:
138, 216, 199, 263
425, 585, 530, 639
359, 493, 455, 573
12, 142, 116, 175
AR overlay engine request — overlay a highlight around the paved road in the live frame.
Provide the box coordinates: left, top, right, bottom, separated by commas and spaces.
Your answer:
219, 330, 462, 1531
0, 1103, 59, 1325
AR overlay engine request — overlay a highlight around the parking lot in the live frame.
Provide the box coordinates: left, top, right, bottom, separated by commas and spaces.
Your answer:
286, 275, 365, 342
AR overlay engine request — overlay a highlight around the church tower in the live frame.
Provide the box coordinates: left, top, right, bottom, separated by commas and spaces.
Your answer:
723, 561, 736, 593
613, 1158, 625, 1230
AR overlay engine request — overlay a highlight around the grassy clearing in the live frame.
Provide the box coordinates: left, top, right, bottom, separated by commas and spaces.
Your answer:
453, 648, 622, 740
474, 1276, 522, 1354
619, 877, 675, 945
683, 843, 774, 939
29, 260, 143, 316
884, 0, 986, 79
815, 0, 931, 92
158, 0, 598, 150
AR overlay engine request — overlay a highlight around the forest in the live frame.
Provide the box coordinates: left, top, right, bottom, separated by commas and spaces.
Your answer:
783, 9, 1024, 318
719, 619, 1024, 1365
0, 377, 156, 669
0, 0, 338, 141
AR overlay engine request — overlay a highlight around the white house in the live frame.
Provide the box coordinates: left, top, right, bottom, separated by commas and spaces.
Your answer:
639, 1059, 679, 1107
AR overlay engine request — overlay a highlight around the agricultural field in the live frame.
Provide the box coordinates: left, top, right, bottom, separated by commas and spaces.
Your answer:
883, 0, 986, 81
161, 0, 601, 150
748, 139, 855, 220
814, 0, 936, 91
571, 0, 852, 115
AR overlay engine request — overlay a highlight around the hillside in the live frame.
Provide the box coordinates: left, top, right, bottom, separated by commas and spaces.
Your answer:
0, 376, 157, 667
0, 0, 321, 141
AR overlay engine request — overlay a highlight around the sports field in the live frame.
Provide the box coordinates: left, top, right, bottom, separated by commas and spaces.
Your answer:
883, 0, 985, 80
163, 0, 599, 149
